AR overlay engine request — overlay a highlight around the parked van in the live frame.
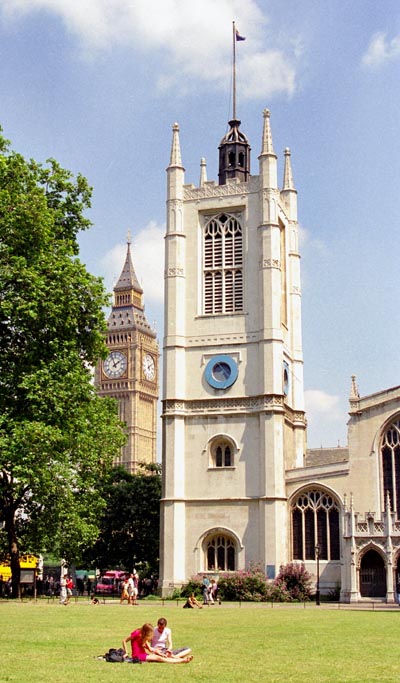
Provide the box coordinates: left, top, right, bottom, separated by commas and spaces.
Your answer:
95, 570, 128, 595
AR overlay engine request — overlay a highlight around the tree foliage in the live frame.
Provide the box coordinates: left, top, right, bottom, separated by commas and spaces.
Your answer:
83, 464, 161, 576
0, 130, 125, 595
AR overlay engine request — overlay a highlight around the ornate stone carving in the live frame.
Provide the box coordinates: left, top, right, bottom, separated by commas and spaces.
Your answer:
262, 258, 281, 269
163, 394, 293, 416
183, 178, 254, 200
166, 267, 184, 277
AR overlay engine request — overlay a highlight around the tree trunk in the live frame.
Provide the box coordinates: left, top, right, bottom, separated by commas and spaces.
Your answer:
6, 508, 20, 599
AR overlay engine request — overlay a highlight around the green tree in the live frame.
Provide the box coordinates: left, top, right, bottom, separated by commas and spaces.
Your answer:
0, 130, 125, 596
83, 464, 161, 576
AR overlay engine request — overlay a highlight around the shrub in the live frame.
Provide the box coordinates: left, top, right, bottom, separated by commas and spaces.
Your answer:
274, 562, 312, 601
212, 564, 270, 602
179, 576, 203, 598
178, 562, 312, 603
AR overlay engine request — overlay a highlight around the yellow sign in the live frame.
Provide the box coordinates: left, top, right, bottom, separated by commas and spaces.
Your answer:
0, 555, 39, 580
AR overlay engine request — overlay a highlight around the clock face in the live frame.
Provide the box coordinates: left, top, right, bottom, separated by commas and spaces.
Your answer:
103, 350, 127, 379
143, 353, 155, 381
205, 355, 238, 390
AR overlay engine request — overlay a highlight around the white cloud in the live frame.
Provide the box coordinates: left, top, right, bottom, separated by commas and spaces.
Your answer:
0, 0, 298, 98
240, 50, 296, 98
305, 389, 347, 448
305, 389, 342, 417
100, 220, 165, 306
362, 31, 400, 68
298, 224, 328, 256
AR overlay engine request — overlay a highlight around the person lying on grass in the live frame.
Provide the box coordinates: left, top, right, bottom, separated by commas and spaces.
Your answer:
122, 623, 193, 663
151, 617, 191, 658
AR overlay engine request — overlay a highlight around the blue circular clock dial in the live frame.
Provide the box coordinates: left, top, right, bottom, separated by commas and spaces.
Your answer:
205, 355, 238, 389
212, 362, 231, 382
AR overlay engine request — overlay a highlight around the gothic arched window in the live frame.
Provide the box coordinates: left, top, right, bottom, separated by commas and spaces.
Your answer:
206, 533, 236, 571
203, 213, 243, 315
381, 418, 400, 514
291, 490, 340, 561
209, 438, 235, 468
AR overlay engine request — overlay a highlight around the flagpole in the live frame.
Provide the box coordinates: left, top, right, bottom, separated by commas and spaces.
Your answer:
232, 20, 236, 120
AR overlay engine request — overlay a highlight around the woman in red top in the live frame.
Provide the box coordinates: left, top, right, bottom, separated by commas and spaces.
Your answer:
122, 624, 192, 663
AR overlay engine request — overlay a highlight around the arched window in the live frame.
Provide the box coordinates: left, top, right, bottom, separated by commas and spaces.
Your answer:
291, 490, 340, 561
203, 213, 243, 315
206, 533, 236, 571
381, 418, 400, 515
209, 438, 235, 468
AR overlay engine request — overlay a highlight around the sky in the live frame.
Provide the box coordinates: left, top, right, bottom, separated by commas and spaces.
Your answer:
0, 0, 399, 450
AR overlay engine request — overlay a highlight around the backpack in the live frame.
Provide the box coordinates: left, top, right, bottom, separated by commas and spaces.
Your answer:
105, 648, 126, 663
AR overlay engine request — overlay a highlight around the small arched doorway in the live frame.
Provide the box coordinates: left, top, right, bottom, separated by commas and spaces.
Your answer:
359, 549, 386, 597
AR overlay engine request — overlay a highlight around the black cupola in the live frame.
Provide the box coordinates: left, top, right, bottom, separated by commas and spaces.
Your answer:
218, 118, 251, 185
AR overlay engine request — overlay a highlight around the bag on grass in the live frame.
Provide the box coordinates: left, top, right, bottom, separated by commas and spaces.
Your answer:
105, 648, 126, 662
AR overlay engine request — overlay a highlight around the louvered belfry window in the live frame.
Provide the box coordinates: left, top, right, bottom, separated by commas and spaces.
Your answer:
203, 213, 243, 314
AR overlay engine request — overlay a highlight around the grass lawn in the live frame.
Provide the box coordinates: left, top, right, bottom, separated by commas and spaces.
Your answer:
1, 600, 400, 683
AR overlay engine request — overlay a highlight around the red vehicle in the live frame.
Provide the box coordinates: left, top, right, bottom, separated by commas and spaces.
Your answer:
95, 570, 128, 595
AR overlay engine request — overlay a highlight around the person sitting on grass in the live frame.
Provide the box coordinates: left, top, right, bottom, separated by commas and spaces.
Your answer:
151, 617, 191, 658
182, 593, 203, 608
122, 623, 193, 663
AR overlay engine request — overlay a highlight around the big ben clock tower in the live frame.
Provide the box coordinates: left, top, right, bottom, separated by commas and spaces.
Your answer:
95, 237, 159, 473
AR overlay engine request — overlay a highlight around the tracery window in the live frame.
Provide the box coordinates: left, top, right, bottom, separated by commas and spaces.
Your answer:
381, 419, 400, 515
203, 213, 243, 315
291, 490, 340, 561
206, 534, 235, 571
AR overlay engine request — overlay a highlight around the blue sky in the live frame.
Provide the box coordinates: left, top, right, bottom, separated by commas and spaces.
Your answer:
1, 0, 399, 449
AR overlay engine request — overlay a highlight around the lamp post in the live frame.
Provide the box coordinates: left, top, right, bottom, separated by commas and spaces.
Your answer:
315, 543, 321, 605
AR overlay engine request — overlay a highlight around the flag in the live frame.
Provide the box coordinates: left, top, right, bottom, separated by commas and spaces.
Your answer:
235, 29, 246, 41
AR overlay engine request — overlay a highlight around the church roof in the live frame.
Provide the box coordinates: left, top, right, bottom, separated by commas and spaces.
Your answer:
305, 447, 349, 467
219, 118, 249, 146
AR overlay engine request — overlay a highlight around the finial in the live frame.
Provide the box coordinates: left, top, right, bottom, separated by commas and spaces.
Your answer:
283, 147, 295, 190
168, 122, 183, 168
199, 157, 207, 187
350, 375, 359, 400
260, 107, 275, 156
127, 229, 132, 245
386, 489, 392, 512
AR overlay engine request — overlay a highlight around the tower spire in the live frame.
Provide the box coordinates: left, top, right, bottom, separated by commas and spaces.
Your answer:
114, 238, 143, 308
168, 123, 184, 169
199, 157, 207, 186
258, 108, 277, 189
261, 108, 275, 156
283, 147, 295, 190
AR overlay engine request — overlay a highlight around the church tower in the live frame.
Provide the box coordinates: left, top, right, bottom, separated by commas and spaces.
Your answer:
95, 238, 159, 473
159, 109, 305, 594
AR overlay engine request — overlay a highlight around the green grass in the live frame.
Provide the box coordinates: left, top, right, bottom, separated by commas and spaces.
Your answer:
1, 600, 400, 683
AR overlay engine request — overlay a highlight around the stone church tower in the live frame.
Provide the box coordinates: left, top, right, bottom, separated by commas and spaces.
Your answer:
95, 239, 158, 473
159, 110, 306, 594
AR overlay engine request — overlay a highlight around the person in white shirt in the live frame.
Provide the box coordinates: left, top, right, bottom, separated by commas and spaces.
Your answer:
151, 618, 191, 658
